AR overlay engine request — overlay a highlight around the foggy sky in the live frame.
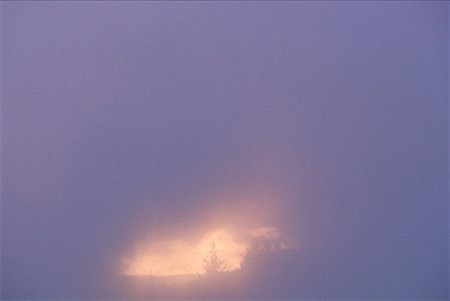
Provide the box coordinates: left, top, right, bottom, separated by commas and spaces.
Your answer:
2, 1, 449, 299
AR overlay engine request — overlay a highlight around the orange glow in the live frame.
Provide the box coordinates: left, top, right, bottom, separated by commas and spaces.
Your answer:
121, 190, 292, 277
122, 226, 283, 277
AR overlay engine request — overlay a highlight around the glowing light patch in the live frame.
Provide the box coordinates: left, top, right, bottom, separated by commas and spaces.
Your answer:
123, 229, 247, 276
121, 226, 282, 277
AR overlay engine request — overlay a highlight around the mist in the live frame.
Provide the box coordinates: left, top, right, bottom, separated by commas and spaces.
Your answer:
2, 1, 448, 299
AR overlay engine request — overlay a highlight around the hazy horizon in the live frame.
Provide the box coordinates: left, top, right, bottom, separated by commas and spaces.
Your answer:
2, 1, 449, 299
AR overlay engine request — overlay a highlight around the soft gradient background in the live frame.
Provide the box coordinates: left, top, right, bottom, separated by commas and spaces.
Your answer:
2, 1, 449, 299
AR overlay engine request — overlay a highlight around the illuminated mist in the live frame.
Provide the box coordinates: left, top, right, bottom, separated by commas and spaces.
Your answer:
123, 227, 267, 276
121, 192, 295, 277
2, 1, 448, 300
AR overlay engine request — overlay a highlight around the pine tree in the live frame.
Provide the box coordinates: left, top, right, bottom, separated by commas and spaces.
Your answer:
240, 236, 279, 270
202, 241, 227, 276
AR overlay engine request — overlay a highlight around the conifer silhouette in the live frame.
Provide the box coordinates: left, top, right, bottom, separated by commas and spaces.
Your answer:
202, 241, 227, 275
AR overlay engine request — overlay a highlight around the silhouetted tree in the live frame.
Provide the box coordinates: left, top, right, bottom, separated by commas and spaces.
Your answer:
240, 239, 260, 270
240, 236, 282, 270
203, 241, 227, 275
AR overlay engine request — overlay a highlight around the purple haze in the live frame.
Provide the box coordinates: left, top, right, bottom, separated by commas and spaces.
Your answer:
2, 1, 448, 299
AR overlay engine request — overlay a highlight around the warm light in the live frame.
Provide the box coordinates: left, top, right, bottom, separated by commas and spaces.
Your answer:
199, 229, 247, 272
123, 229, 248, 276
121, 192, 290, 277
124, 239, 202, 276
121, 226, 282, 277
